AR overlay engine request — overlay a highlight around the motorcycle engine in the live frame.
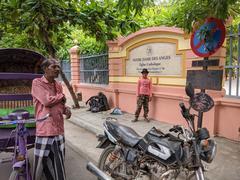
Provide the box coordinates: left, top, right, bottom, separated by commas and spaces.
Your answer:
138, 158, 177, 180
149, 162, 168, 179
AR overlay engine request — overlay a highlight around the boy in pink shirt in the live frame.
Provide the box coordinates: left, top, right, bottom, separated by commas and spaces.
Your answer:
132, 68, 152, 122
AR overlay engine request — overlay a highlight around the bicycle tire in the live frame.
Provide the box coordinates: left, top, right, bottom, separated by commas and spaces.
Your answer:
9, 169, 20, 180
9, 166, 31, 180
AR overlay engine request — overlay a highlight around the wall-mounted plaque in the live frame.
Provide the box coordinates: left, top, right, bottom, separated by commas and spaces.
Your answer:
186, 70, 223, 90
126, 43, 182, 76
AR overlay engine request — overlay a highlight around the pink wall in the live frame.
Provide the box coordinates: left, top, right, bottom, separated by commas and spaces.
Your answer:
65, 83, 240, 141
215, 99, 240, 140
65, 83, 214, 131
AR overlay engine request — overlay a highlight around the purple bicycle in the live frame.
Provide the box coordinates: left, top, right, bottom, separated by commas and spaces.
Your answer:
0, 110, 49, 180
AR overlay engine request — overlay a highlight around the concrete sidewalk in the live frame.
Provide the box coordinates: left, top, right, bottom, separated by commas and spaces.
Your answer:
65, 102, 240, 180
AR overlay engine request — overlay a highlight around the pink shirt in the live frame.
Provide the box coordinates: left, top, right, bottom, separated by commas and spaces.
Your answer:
137, 78, 152, 97
31, 76, 67, 136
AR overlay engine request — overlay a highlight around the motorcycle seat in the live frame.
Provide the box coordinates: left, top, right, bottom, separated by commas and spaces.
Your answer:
105, 120, 141, 147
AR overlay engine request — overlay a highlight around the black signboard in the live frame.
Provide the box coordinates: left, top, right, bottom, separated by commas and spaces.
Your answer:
186, 70, 223, 90
192, 59, 219, 67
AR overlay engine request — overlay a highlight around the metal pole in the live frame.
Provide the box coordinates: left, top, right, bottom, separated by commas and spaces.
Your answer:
229, 26, 233, 95
236, 24, 240, 96
197, 57, 208, 128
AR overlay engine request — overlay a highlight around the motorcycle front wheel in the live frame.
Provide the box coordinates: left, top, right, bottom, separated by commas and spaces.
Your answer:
98, 145, 126, 180
187, 167, 207, 180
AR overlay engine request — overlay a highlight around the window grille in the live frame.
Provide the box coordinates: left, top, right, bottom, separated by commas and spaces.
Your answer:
80, 54, 109, 85
225, 25, 240, 97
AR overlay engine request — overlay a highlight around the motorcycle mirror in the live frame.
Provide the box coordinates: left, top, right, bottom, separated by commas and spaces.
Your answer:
190, 92, 214, 112
185, 83, 194, 98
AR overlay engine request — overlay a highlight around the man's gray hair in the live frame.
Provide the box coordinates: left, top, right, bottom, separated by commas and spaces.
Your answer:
40, 58, 59, 71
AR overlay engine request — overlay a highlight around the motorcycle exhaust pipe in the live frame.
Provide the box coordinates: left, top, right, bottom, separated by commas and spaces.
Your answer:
86, 162, 113, 180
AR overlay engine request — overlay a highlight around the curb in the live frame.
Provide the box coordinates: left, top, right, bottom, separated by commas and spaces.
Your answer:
66, 139, 98, 165
70, 116, 103, 135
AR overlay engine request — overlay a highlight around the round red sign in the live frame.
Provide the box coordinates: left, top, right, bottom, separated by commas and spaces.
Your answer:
190, 17, 226, 57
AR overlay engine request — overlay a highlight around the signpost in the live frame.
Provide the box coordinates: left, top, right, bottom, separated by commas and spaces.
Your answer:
189, 17, 226, 128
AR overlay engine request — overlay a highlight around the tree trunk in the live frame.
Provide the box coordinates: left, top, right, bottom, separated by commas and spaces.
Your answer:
43, 31, 80, 108
59, 69, 80, 108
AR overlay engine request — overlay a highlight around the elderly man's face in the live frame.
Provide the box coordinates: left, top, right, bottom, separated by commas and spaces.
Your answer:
45, 62, 61, 78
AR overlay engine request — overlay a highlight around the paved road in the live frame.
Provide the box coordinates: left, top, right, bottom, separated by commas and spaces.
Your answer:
0, 144, 96, 180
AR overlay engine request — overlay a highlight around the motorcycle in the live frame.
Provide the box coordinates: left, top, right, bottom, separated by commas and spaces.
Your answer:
89, 84, 217, 180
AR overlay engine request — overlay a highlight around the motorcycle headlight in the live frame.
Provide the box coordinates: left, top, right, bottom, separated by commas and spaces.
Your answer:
196, 128, 210, 140
200, 139, 217, 163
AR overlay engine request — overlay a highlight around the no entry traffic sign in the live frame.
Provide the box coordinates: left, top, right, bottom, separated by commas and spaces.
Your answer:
191, 17, 226, 57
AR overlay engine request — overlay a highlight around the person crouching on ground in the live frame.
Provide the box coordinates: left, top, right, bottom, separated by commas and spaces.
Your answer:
132, 68, 152, 122
31, 58, 71, 180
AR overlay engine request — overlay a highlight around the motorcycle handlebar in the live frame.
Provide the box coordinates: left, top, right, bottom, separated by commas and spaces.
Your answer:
169, 125, 184, 134
179, 102, 192, 120
179, 103, 187, 113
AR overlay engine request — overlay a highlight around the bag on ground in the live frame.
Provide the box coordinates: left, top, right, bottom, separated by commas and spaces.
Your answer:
86, 92, 110, 113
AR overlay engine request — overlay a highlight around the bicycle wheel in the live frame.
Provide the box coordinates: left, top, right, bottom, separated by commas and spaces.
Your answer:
9, 169, 20, 180
9, 167, 31, 180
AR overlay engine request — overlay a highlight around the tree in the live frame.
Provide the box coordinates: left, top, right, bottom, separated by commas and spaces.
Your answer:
133, 5, 175, 28
0, 0, 81, 108
57, 27, 107, 60
169, 0, 239, 32
120, 0, 239, 32
0, 0, 140, 108
117, 0, 155, 16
